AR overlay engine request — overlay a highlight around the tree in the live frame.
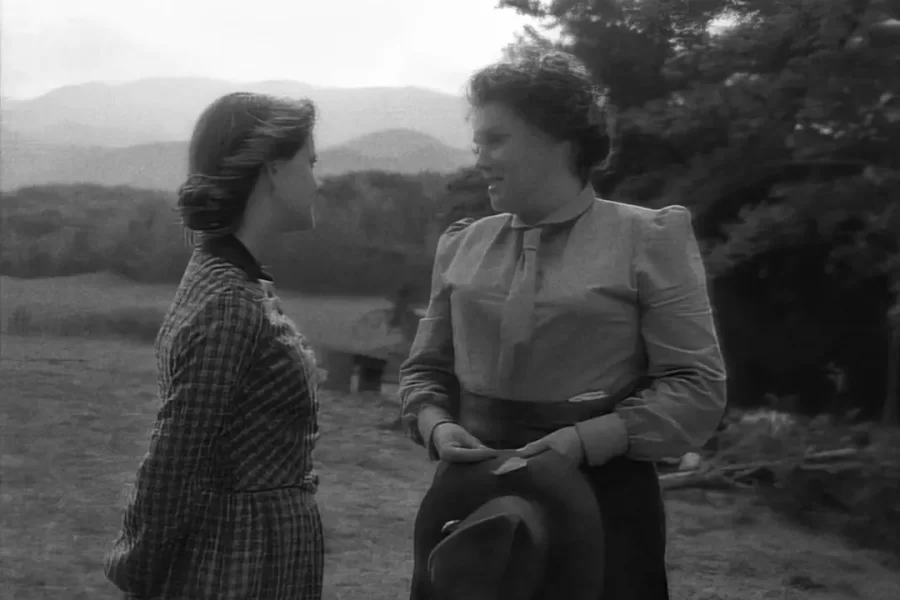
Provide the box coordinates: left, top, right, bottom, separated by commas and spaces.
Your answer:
483, 0, 900, 418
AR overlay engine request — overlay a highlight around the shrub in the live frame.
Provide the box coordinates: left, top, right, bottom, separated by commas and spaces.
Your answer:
8, 305, 34, 335
707, 410, 900, 561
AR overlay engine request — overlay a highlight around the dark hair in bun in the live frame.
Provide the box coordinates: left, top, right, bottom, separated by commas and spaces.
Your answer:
177, 92, 316, 239
466, 50, 608, 184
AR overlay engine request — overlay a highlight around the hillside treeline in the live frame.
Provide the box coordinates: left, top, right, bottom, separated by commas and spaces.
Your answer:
0, 171, 449, 298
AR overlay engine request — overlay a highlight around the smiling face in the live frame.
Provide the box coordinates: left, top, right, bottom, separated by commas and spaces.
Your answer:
471, 102, 574, 220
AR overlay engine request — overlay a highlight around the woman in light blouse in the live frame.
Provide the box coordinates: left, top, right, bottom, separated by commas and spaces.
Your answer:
400, 51, 727, 599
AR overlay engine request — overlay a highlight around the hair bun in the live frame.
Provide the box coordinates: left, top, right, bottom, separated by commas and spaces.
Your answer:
177, 174, 240, 233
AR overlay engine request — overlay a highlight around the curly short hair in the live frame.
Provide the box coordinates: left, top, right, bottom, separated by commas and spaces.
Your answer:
467, 50, 608, 183
177, 92, 316, 237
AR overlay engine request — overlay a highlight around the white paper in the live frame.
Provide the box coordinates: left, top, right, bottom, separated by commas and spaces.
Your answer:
491, 456, 528, 475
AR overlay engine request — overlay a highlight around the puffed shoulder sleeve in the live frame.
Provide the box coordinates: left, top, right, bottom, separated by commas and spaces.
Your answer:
398, 218, 473, 456
576, 206, 728, 465
441, 218, 476, 238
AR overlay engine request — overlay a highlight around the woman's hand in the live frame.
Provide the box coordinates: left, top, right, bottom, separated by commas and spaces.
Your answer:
432, 422, 499, 463
515, 426, 585, 465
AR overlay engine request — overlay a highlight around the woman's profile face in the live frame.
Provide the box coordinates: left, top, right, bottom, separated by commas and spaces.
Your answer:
471, 102, 571, 216
269, 138, 319, 231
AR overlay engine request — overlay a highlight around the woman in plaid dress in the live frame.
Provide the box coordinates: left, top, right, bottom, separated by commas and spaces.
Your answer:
104, 92, 326, 599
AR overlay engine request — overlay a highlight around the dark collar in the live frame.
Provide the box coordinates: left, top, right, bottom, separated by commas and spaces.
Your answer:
201, 234, 274, 282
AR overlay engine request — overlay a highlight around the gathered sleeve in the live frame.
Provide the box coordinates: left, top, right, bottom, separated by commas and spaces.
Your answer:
575, 205, 727, 465
398, 218, 473, 457
104, 287, 262, 597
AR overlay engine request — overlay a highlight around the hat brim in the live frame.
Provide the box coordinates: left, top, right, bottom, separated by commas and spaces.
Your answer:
427, 495, 549, 599
414, 449, 605, 598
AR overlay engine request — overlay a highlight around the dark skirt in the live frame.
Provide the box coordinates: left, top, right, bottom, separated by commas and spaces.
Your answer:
410, 385, 669, 600
580, 456, 669, 600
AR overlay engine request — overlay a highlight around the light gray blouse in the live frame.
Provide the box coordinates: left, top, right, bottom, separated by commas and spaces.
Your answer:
399, 185, 727, 464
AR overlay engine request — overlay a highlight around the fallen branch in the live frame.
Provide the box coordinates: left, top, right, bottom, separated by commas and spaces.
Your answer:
659, 448, 868, 491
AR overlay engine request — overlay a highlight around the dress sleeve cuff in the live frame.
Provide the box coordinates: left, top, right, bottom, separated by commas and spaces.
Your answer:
417, 404, 455, 461
575, 413, 629, 467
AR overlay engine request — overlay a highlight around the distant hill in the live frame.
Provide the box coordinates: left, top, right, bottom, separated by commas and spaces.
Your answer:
314, 129, 473, 176
0, 128, 473, 191
0, 77, 471, 150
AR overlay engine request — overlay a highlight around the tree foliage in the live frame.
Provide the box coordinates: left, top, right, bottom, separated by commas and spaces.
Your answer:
0, 172, 449, 300
485, 0, 900, 420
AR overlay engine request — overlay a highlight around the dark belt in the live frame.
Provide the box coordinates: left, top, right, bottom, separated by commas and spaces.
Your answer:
458, 376, 651, 450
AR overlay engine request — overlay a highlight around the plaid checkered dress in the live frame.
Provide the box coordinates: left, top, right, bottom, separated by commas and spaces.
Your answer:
104, 235, 324, 600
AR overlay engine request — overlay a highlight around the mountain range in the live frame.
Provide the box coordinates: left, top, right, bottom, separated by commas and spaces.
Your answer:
0, 128, 474, 192
1, 77, 476, 191
1, 77, 471, 149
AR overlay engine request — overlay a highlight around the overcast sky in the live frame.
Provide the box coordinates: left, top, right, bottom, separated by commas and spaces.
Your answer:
1, 0, 543, 99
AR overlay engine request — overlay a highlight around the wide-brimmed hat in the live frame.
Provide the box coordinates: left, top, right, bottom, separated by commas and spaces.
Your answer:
412, 449, 605, 600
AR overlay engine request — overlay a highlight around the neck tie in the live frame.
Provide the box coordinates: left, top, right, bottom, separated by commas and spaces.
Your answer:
496, 227, 542, 394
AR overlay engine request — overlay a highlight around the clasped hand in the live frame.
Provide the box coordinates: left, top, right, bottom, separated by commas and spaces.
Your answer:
432, 422, 585, 465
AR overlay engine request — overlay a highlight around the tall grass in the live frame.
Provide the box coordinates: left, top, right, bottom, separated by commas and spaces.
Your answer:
7, 305, 164, 345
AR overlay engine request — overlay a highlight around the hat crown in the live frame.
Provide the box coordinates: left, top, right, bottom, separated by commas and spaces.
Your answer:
419, 451, 605, 600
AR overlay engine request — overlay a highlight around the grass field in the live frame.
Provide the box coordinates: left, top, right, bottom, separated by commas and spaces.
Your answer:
0, 272, 406, 355
3, 274, 900, 599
